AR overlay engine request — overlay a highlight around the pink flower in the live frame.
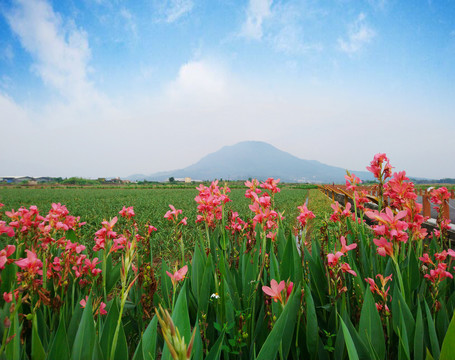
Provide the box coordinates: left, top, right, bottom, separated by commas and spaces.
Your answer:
340, 263, 357, 277
15, 250, 43, 275
0, 221, 15, 237
262, 279, 285, 303
296, 204, 315, 227
373, 237, 394, 257
0, 245, 16, 270
345, 173, 361, 191
419, 253, 433, 264
147, 225, 157, 235
340, 236, 357, 254
3, 292, 12, 303
164, 205, 183, 222
366, 153, 392, 181
80, 296, 89, 308
327, 252, 343, 266
260, 178, 281, 194
286, 281, 294, 303
166, 265, 188, 286
119, 206, 135, 219
98, 302, 107, 315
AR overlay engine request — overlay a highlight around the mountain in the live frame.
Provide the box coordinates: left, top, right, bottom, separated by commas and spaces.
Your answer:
128, 141, 374, 183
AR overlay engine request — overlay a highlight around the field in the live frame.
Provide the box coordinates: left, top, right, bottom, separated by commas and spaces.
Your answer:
0, 186, 310, 262
1, 155, 455, 360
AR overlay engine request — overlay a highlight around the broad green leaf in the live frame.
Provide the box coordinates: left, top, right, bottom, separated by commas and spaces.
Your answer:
256, 285, 301, 360
5, 310, 21, 360
359, 289, 385, 360
414, 301, 424, 360
440, 311, 455, 359
162, 282, 191, 360
205, 331, 225, 360
141, 316, 158, 360
339, 316, 360, 360
398, 309, 411, 360
305, 284, 319, 359
32, 315, 45, 360
191, 320, 204, 360
198, 254, 213, 314
426, 349, 435, 360
67, 298, 83, 352
100, 300, 128, 360
131, 340, 144, 360
47, 316, 70, 360
161, 260, 172, 309
191, 241, 205, 304
392, 285, 415, 350
105, 257, 122, 294
424, 300, 440, 360
71, 294, 96, 360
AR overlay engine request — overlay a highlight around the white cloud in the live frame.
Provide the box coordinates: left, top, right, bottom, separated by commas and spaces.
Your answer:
338, 13, 376, 54
240, 0, 273, 40
5, 0, 109, 110
164, 0, 194, 23
120, 8, 138, 38
1, 44, 14, 62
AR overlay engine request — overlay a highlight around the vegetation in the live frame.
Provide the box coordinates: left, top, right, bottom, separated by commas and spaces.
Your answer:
0, 154, 454, 360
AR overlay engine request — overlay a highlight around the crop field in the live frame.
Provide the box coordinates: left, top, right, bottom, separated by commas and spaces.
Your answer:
0, 186, 310, 262
1, 154, 455, 360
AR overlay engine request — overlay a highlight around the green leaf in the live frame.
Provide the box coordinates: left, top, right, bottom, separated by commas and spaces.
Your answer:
425, 348, 435, 360
71, 294, 96, 360
100, 300, 129, 360
67, 300, 84, 352
392, 285, 415, 350
32, 315, 46, 360
339, 316, 359, 360
359, 290, 386, 360
398, 308, 411, 360
256, 285, 301, 360
100, 300, 119, 359
205, 331, 225, 360
198, 254, 213, 314
105, 257, 122, 294
414, 301, 424, 360
424, 300, 440, 360
191, 242, 205, 304
161, 260, 172, 309
440, 311, 455, 359
141, 316, 158, 360
305, 284, 319, 358
47, 316, 70, 360
162, 283, 191, 360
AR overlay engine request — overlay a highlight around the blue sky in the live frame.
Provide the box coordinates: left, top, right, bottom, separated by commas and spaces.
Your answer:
1, 0, 454, 179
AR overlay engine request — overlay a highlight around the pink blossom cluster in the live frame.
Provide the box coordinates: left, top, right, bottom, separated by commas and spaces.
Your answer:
365, 274, 392, 314
194, 180, 231, 228
419, 249, 455, 283
366, 153, 392, 182
329, 202, 352, 223
366, 208, 409, 257
262, 279, 293, 305
383, 171, 428, 240
164, 204, 187, 226
225, 211, 246, 235
327, 236, 357, 277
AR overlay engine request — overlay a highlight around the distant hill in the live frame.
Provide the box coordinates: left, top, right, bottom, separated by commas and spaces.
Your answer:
128, 141, 375, 183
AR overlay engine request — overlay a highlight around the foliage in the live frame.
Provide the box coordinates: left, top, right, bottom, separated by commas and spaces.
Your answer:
0, 155, 454, 359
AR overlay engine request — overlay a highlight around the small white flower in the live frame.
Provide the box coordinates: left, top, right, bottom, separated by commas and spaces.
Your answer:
210, 293, 220, 299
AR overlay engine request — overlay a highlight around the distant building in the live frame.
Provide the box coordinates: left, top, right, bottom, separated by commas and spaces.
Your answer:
184, 177, 192, 183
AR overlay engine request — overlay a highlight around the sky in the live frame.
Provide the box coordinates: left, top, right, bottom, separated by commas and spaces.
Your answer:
1, 0, 454, 179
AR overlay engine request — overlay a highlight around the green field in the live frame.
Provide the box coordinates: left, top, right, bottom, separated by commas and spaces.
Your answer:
0, 186, 309, 261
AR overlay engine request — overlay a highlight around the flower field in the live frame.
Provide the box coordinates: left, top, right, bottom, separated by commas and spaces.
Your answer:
1, 154, 455, 360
